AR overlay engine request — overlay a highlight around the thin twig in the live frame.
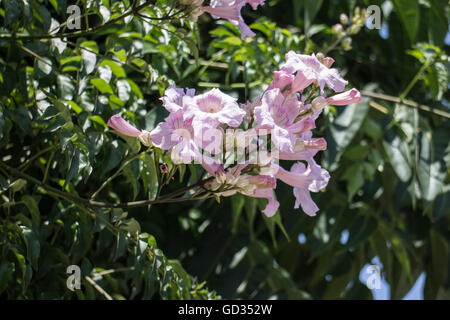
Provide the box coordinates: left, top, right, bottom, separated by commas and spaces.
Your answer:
90, 151, 149, 200
18, 145, 58, 172
362, 91, 450, 119
85, 276, 113, 300
0, 160, 212, 209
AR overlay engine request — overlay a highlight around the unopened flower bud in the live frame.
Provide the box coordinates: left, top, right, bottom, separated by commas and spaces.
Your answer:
107, 114, 142, 137
327, 88, 362, 106
315, 52, 325, 62
349, 24, 361, 35
331, 24, 345, 38
340, 13, 349, 25
322, 57, 335, 68
179, 0, 204, 22
341, 37, 352, 51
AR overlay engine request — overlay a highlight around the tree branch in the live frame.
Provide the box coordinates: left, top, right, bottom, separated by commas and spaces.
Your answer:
0, 160, 212, 209
361, 91, 450, 119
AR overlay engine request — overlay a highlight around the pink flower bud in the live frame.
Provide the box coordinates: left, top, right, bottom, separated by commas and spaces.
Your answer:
107, 114, 142, 137
303, 138, 327, 150
326, 88, 362, 106
322, 57, 335, 68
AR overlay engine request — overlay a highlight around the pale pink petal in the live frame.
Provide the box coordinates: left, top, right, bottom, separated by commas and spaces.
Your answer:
290, 70, 315, 93
161, 86, 195, 112
278, 148, 319, 161
281, 52, 348, 94
185, 88, 245, 128
293, 188, 319, 216
268, 71, 294, 91
252, 188, 280, 217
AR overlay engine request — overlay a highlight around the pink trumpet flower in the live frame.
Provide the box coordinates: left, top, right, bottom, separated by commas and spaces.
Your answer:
184, 88, 246, 128
281, 52, 348, 94
161, 86, 196, 113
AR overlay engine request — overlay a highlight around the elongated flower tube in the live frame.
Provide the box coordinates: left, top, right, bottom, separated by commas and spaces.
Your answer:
290, 70, 315, 93
107, 114, 152, 147
326, 88, 362, 106
107, 114, 142, 137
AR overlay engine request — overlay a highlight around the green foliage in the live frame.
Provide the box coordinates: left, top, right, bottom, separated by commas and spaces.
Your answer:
0, 0, 449, 300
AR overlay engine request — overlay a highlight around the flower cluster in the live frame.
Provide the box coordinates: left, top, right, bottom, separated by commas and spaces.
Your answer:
107, 51, 361, 218
180, 0, 265, 39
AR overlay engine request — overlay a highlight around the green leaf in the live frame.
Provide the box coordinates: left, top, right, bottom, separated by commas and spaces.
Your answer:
116, 79, 131, 102
64, 148, 80, 188
5, 0, 21, 26
383, 128, 412, 182
22, 227, 40, 270
341, 163, 365, 201
428, 62, 448, 100
231, 194, 245, 233
57, 75, 75, 101
392, 0, 420, 43
0, 261, 15, 294
325, 95, 371, 171
143, 153, 158, 200
120, 218, 141, 234
126, 79, 144, 99
100, 60, 126, 78
22, 195, 40, 226
37, 57, 53, 75
90, 78, 114, 94
425, 229, 449, 298
418, 131, 446, 204
304, 0, 323, 33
